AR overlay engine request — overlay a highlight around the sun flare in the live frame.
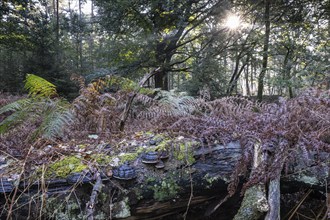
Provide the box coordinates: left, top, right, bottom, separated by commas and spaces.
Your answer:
224, 15, 241, 30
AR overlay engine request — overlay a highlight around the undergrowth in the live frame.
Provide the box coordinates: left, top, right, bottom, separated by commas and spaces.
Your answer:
0, 74, 329, 218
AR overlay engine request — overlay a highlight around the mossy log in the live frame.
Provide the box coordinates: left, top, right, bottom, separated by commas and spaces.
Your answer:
0, 142, 328, 220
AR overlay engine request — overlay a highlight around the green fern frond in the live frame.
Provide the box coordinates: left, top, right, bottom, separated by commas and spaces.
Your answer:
0, 98, 32, 115
0, 98, 34, 134
0, 75, 73, 141
138, 91, 201, 119
24, 74, 57, 98
0, 109, 28, 134
41, 109, 74, 140
31, 99, 74, 140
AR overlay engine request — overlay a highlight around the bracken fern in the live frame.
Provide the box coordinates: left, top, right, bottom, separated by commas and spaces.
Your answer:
24, 74, 57, 98
0, 75, 73, 142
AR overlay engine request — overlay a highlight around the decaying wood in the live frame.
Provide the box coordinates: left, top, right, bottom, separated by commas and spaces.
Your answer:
86, 172, 103, 220
233, 141, 269, 220
265, 178, 280, 220
0, 142, 328, 220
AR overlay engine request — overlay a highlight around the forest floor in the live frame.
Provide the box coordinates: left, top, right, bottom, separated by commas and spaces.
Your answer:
0, 84, 329, 219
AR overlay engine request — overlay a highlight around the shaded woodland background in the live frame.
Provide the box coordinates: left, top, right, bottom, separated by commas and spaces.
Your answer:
1, 0, 329, 100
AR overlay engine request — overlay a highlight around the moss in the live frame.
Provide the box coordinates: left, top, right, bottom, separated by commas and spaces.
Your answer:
133, 188, 144, 200
139, 87, 155, 95
47, 156, 87, 178
46, 197, 82, 220
204, 174, 219, 188
146, 176, 156, 182
136, 146, 147, 154
233, 185, 268, 220
153, 133, 167, 142
173, 142, 196, 165
99, 192, 108, 204
90, 154, 113, 165
112, 197, 131, 219
155, 138, 171, 151
94, 212, 107, 220
145, 131, 155, 136
152, 179, 180, 201
118, 152, 138, 164
77, 144, 87, 149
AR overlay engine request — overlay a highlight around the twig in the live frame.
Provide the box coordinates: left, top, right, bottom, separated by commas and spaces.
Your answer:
265, 177, 281, 220
322, 179, 329, 220
39, 164, 46, 220
284, 189, 312, 220
296, 212, 315, 220
183, 168, 193, 220
86, 172, 103, 220
6, 144, 34, 220
119, 67, 160, 131
109, 188, 117, 220
204, 194, 231, 217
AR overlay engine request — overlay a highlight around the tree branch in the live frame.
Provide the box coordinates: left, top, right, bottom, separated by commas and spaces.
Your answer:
119, 68, 161, 131
86, 172, 103, 220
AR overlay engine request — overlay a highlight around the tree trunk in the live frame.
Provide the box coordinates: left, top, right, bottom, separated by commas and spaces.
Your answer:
56, 0, 59, 45
257, 0, 271, 102
154, 70, 167, 90
227, 55, 250, 96
244, 60, 250, 96
283, 48, 293, 98
89, 0, 95, 70
78, 0, 83, 69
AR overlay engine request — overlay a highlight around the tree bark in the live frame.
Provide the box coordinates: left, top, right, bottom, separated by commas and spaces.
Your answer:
265, 178, 281, 220
86, 173, 103, 220
257, 0, 271, 102
78, 0, 83, 69
245, 61, 250, 96
283, 48, 293, 98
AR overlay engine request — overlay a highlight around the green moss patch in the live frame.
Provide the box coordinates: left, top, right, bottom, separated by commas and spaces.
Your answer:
118, 152, 139, 164
152, 179, 180, 201
90, 154, 113, 165
47, 156, 87, 178
173, 141, 197, 165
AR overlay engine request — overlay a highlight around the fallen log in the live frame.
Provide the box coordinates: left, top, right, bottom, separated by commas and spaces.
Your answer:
0, 141, 328, 219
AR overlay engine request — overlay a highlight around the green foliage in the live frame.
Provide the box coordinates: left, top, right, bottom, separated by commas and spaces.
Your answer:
31, 99, 73, 140
0, 98, 35, 134
152, 179, 180, 201
105, 75, 137, 92
47, 156, 87, 178
0, 98, 32, 115
118, 152, 139, 164
104, 75, 154, 95
24, 74, 57, 98
0, 75, 73, 141
138, 90, 200, 119
173, 142, 196, 165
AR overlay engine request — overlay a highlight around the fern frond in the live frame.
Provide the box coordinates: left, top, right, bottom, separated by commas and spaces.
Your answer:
32, 99, 74, 140
0, 110, 28, 134
0, 98, 35, 134
24, 74, 57, 98
134, 94, 154, 105
41, 109, 74, 140
0, 98, 32, 115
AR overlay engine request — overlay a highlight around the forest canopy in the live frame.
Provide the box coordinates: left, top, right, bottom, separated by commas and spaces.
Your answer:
0, 0, 329, 99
